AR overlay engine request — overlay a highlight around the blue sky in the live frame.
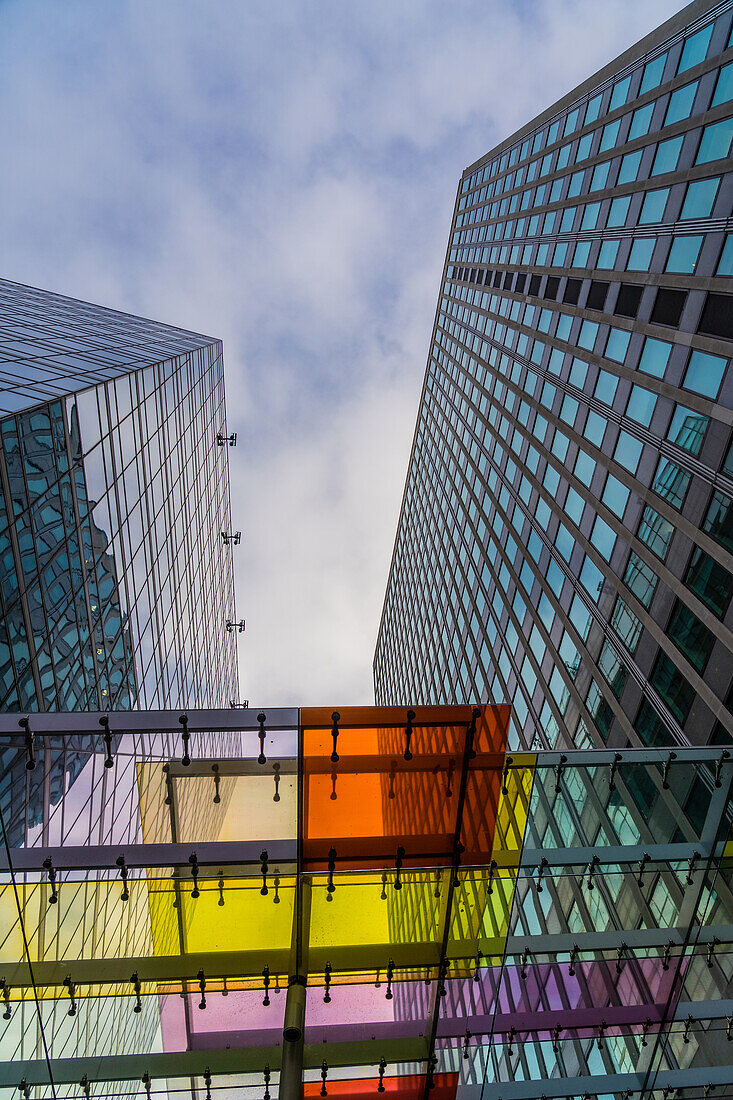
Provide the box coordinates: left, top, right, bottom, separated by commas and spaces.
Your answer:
0, 0, 683, 705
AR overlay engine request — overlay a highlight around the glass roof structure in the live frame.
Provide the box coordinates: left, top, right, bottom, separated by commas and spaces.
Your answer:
0, 707, 731, 1099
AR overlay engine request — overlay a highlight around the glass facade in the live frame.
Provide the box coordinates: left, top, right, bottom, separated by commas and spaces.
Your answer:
375, 1, 733, 753
0, 280, 239, 849
0, 277, 238, 715
0, 706, 730, 1098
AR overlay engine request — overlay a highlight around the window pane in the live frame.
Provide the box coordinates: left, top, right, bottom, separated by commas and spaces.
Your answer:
665, 234, 703, 274
667, 599, 715, 672
696, 119, 733, 164
685, 547, 733, 619
653, 457, 691, 510
650, 651, 694, 725
638, 337, 672, 378
610, 75, 632, 111
618, 149, 643, 184
602, 473, 630, 518
637, 505, 674, 560
626, 385, 657, 427
712, 62, 733, 107
607, 195, 631, 227
664, 80, 698, 125
716, 234, 733, 276
598, 239, 620, 268
680, 177, 719, 219
629, 102, 654, 140
605, 330, 630, 364
666, 405, 708, 455
640, 52, 667, 93
598, 641, 628, 698
624, 551, 658, 608
634, 698, 671, 747
639, 187, 669, 223
611, 597, 643, 654
677, 23, 713, 73
703, 490, 733, 552
585, 92, 603, 124
627, 238, 656, 271
614, 430, 643, 474
600, 120, 621, 152
683, 349, 727, 398
651, 135, 683, 175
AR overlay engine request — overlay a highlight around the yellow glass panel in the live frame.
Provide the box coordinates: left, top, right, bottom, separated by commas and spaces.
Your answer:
492, 755, 535, 860
148, 875, 296, 961
448, 869, 516, 967
308, 873, 442, 951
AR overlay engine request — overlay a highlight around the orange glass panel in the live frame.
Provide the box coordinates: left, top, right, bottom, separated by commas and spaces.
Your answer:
303, 1073, 458, 1100
302, 706, 510, 872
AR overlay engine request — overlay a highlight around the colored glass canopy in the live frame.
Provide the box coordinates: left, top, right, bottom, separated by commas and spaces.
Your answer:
0, 706, 731, 1099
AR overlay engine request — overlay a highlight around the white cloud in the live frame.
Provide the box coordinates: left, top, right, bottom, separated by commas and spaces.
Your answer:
0, 0, 683, 704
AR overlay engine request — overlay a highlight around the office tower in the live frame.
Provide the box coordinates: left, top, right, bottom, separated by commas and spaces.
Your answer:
1, 707, 731, 1098
0, 278, 239, 841
375, 0, 733, 754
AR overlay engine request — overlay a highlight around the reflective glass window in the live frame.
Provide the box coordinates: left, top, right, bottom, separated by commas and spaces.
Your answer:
596, 366, 622, 405
677, 23, 713, 73
696, 119, 733, 164
667, 599, 715, 672
712, 61, 733, 107
717, 234, 733, 275
639, 187, 669, 223
611, 596, 643, 654
665, 234, 703, 273
590, 161, 610, 190
627, 238, 656, 271
610, 75, 632, 110
626, 385, 657, 426
654, 138, 685, 177
598, 239, 620, 268
598, 640, 628, 698
664, 80, 699, 125
602, 473, 630, 518
637, 505, 674, 560
629, 102, 654, 139
605, 329, 631, 364
638, 337, 672, 378
590, 515, 617, 561
581, 202, 601, 230
683, 349, 727, 398
650, 651, 694, 725
574, 449, 595, 487
607, 195, 631, 227
573, 239, 592, 267
585, 92, 603, 124
703, 490, 733, 552
685, 547, 733, 618
624, 551, 658, 608
600, 119, 621, 152
564, 107, 580, 135
618, 149, 643, 183
613, 430, 643, 474
666, 405, 708, 455
584, 409, 607, 447
680, 176, 720, 218
640, 52, 668, 93
653, 457, 691, 509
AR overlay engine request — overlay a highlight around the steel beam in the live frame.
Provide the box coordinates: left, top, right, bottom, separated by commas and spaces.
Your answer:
0, 839, 297, 872
0, 1038, 428, 1087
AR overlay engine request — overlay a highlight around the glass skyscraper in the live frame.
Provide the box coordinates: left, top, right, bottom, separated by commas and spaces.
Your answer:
375, 0, 733, 755
0, 277, 238, 714
0, 278, 240, 845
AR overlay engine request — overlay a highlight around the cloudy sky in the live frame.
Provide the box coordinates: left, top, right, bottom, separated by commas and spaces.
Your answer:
0, 0, 683, 706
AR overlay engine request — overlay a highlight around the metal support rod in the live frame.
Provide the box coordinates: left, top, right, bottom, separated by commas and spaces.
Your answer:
280, 980, 306, 1100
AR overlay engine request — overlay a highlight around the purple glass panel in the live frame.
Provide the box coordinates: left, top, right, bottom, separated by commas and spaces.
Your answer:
437, 957, 688, 1039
